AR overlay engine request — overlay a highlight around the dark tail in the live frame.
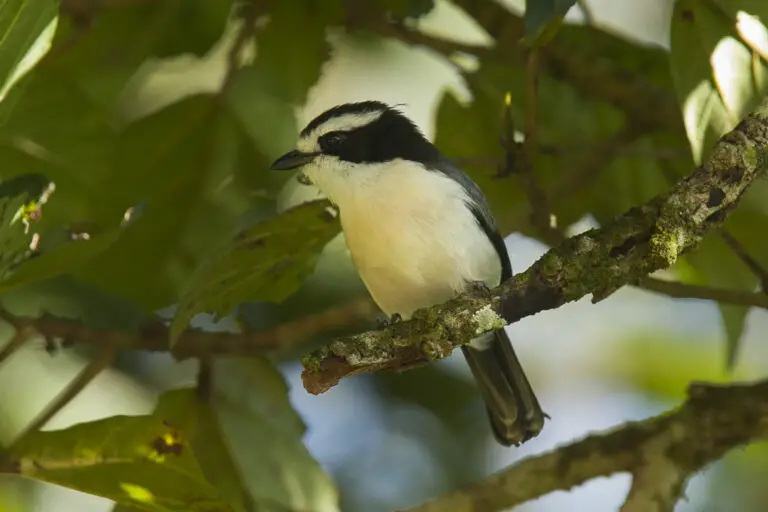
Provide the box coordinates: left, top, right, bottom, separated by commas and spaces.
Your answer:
461, 329, 546, 446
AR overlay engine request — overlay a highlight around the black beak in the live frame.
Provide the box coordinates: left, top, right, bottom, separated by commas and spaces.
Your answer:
270, 149, 318, 170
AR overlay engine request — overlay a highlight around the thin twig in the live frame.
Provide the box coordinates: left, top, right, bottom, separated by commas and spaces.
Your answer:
719, 230, 768, 291
640, 277, 768, 309
0, 297, 379, 360
8, 346, 117, 449
520, 50, 562, 245
197, 358, 213, 402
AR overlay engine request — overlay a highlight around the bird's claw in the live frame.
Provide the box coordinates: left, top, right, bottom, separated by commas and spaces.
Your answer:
468, 280, 493, 298
377, 312, 402, 329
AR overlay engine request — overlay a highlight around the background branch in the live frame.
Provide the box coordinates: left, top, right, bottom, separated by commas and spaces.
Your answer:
402, 378, 768, 512
640, 277, 768, 310
0, 297, 379, 359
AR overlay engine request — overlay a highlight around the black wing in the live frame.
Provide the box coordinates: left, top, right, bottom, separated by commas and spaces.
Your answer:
429, 158, 512, 282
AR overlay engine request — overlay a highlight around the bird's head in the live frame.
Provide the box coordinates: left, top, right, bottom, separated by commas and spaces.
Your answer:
270, 101, 439, 202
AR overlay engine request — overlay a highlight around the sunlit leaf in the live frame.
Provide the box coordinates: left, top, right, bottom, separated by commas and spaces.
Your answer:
212, 358, 340, 512
670, 0, 768, 163
0, 0, 58, 95
170, 199, 340, 344
6, 389, 249, 512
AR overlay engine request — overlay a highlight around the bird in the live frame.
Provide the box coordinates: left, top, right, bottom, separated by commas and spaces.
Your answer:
270, 100, 545, 446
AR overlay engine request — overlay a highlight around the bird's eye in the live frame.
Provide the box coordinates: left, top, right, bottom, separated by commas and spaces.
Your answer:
322, 131, 347, 149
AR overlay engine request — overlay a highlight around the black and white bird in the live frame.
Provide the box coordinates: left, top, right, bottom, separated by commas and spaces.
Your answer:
271, 101, 545, 446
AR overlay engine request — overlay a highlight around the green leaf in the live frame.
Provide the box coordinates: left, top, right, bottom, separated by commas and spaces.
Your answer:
375, 0, 435, 19
151, 0, 234, 58
170, 199, 340, 344
0, 143, 113, 232
0, 192, 32, 282
0, 275, 148, 332
75, 95, 249, 309
523, 0, 578, 46
225, 67, 298, 178
6, 389, 250, 512
719, 303, 749, 369
0, 0, 58, 95
0, 0, 234, 229
212, 358, 340, 511
246, 0, 343, 105
670, 0, 768, 163
0, 228, 120, 294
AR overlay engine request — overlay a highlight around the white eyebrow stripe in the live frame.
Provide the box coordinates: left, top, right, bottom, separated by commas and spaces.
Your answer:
297, 110, 384, 153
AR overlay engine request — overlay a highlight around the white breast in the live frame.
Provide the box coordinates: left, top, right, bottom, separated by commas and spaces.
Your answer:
328, 160, 502, 318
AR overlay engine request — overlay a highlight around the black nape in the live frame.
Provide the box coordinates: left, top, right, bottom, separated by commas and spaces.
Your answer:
302, 101, 440, 164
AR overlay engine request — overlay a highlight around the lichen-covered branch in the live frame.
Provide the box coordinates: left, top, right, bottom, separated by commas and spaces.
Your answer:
401, 378, 768, 512
301, 98, 768, 395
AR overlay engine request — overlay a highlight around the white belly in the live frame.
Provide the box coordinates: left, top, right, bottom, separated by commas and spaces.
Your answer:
337, 162, 502, 318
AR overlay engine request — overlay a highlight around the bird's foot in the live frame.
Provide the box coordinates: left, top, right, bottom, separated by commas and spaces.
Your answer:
377, 312, 402, 329
467, 280, 493, 298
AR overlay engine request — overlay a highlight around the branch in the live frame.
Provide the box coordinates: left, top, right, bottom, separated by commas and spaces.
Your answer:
0, 297, 379, 360
300, 99, 768, 394
402, 378, 768, 512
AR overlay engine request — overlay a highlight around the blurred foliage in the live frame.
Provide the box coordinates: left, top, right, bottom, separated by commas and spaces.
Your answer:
522, 0, 579, 46
669, 0, 768, 364
0, 0, 765, 510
